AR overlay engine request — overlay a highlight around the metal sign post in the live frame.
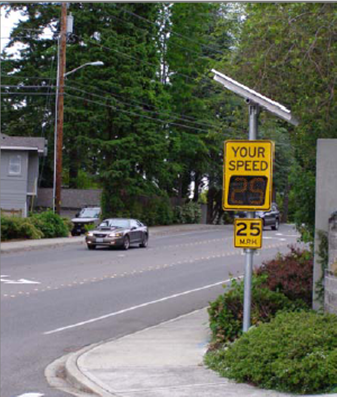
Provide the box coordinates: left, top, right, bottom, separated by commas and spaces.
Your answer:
243, 104, 259, 332
212, 69, 299, 334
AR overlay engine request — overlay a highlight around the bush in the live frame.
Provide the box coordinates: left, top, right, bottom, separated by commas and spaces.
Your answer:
18, 220, 44, 239
256, 246, 313, 307
140, 197, 173, 226
102, 194, 174, 227
208, 276, 305, 346
205, 311, 337, 395
174, 202, 201, 224
30, 210, 69, 238
62, 217, 74, 233
1, 216, 43, 241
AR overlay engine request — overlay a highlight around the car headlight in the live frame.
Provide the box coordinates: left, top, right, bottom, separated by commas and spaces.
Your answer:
108, 232, 123, 237
87, 231, 94, 236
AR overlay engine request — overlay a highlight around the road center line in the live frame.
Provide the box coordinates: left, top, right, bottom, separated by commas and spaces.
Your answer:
44, 278, 238, 335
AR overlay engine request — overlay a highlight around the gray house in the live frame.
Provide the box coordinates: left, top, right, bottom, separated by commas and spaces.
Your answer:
0, 133, 47, 217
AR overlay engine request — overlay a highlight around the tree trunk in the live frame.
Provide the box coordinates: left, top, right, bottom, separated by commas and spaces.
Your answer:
281, 180, 290, 223
207, 185, 216, 224
193, 172, 200, 202
69, 142, 79, 188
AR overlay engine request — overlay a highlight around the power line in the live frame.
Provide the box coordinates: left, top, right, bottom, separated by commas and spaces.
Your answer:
66, 84, 217, 130
114, 3, 224, 55
2, 77, 216, 129
69, 80, 216, 128
1, 35, 54, 40
82, 36, 208, 84
65, 92, 212, 134
1, 74, 56, 80
71, 81, 218, 128
96, 9, 215, 63
1, 85, 55, 89
1, 92, 56, 95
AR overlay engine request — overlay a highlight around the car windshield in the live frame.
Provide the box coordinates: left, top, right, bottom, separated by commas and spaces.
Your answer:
79, 208, 100, 218
99, 219, 130, 228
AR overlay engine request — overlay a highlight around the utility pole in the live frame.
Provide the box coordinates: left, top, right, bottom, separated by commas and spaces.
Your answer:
55, 3, 67, 215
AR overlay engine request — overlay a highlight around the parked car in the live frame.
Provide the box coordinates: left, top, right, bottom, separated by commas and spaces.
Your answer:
85, 218, 148, 250
71, 207, 101, 236
235, 203, 280, 230
257, 203, 280, 230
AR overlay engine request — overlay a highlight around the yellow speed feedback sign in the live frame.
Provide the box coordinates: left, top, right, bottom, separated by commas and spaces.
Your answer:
223, 140, 274, 211
234, 218, 263, 249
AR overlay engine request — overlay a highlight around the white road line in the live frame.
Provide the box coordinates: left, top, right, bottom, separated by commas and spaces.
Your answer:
263, 236, 288, 241
44, 278, 237, 335
276, 233, 299, 237
0, 275, 40, 285
15, 393, 44, 397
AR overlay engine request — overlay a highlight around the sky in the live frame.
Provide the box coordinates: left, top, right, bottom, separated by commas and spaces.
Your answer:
1, 8, 28, 55
0, 6, 53, 56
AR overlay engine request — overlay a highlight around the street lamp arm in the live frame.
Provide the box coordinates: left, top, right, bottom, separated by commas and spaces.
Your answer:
64, 61, 104, 77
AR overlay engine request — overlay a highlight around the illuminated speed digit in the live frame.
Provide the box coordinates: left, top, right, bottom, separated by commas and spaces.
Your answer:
249, 177, 265, 205
230, 177, 248, 204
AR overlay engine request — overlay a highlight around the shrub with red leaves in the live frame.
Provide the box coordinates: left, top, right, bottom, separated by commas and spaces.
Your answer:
256, 246, 313, 307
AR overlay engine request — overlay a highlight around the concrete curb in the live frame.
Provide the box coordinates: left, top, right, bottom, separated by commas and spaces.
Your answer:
1, 236, 85, 254
65, 343, 114, 397
1, 224, 224, 254
59, 309, 205, 397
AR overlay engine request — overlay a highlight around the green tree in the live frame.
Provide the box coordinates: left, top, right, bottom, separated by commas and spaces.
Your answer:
222, 3, 337, 236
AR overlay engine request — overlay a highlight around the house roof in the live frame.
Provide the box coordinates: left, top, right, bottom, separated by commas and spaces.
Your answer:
0, 133, 47, 155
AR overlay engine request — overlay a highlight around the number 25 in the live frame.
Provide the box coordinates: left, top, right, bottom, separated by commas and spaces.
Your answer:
237, 222, 261, 236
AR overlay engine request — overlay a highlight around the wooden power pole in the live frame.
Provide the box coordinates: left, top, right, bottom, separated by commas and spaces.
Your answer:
55, 3, 67, 215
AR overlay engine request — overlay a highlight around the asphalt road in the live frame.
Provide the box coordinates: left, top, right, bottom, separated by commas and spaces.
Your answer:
1, 224, 300, 397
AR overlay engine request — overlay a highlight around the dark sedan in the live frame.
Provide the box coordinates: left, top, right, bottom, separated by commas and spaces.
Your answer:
234, 202, 280, 230
85, 218, 148, 250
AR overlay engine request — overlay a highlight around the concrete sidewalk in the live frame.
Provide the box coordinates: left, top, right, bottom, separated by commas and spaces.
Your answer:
1, 224, 223, 254
61, 308, 335, 397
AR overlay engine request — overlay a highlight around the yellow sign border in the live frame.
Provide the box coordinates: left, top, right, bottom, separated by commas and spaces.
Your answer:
223, 140, 274, 211
234, 218, 263, 249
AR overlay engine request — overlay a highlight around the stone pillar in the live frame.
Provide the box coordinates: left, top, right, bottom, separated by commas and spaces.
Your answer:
324, 212, 337, 314
328, 212, 337, 273
313, 139, 337, 309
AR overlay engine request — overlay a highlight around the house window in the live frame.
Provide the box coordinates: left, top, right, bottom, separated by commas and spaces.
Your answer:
8, 155, 22, 176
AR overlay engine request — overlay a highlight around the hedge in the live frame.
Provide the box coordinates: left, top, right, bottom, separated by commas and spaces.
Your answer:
1, 211, 72, 241
208, 276, 306, 347
205, 311, 337, 395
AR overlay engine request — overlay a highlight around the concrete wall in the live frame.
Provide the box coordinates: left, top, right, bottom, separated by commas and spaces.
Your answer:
325, 271, 337, 315
324, 213, 337, 314
0, 150, 29, 217
36, 188, 102, 210
313, 139, 337, 309
328, 212, 337, 273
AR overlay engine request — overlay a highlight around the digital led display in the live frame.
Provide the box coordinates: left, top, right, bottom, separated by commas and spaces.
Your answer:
228, 176, 267, 206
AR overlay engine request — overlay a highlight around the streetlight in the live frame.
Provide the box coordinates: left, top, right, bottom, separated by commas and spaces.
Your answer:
64, 61, 104, 77
53, 60, 104, 213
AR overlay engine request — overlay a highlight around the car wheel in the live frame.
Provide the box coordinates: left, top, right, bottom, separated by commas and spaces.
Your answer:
87, 244, 96, 250
271, 219, 279, 231
139, 234, 148, 248
123, 235, 130, 250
